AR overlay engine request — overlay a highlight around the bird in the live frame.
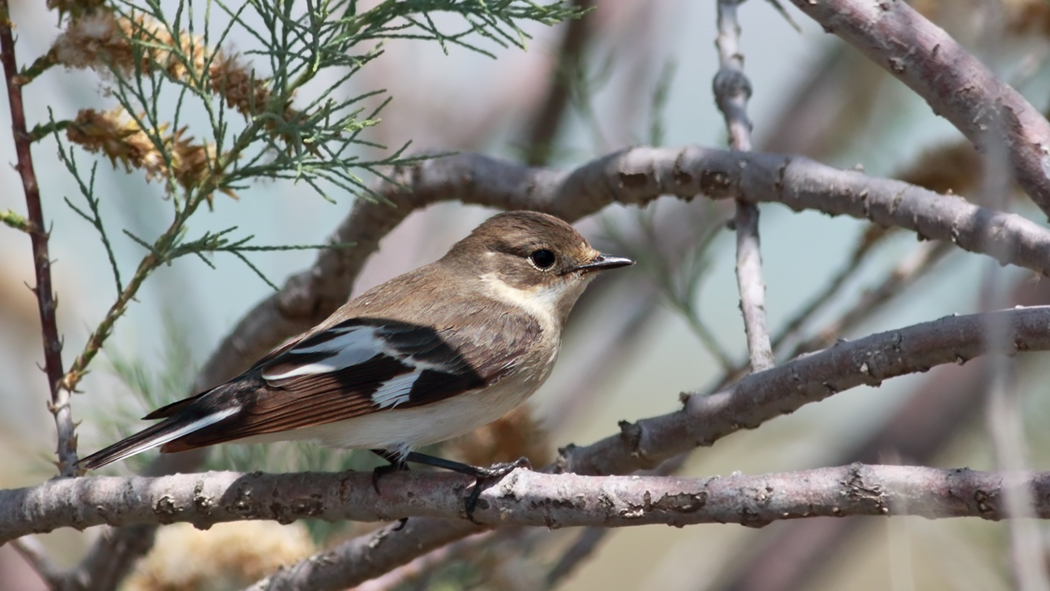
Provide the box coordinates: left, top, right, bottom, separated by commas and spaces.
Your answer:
77, 211, 634, 476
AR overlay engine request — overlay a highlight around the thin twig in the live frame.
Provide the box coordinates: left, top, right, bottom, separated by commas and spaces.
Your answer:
770, 226, 892, 354
979, 120, 1050, 591
0, 0, 78, 475
784, 240, 953, 358
521, 0, 595, 165
714, 0, 774, 372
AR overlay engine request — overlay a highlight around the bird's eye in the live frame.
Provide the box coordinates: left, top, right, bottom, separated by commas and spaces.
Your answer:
529, 249, 556, 269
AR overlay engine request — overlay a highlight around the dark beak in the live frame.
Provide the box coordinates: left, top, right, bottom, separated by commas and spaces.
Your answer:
570, 253, 635, 274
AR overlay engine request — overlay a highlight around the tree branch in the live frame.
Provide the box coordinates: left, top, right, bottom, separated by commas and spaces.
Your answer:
6, 306, 1050, 542
0, 0, 78, 475
786, 0, 1050, 218
326, 148, 1050, 279
244, 519, 482, 591
6, 464, 1050, 542
558, 305, 1050, 475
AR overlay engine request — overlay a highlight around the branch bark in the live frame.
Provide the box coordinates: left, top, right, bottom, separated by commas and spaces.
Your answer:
6, 464, 1050, 541
787, 0, 1050, 218
0, 0, 78, 475
557, 305, 1050, 475
322, 148, 1050, 278
7, 306, 1050, 541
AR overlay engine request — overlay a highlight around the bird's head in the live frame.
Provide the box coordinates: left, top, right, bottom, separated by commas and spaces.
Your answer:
443, 211, 634, 325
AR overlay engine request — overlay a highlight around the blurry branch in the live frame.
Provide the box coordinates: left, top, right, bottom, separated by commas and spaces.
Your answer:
714, 0, 774, 372
717, 275, 1050, 591
349, 531, 496, 591
9, 538, 64, 589
520, 0, 595, 165
758, 44, 881, 157
782, 240, 953, 357
0, 0, 79, 475
11, 463, 1050, 538
602, 211, 733, 367
546, 528, 608, 587
244, 518, 481, 591
8, 306, 1050, 540
767, 226, 892, 354
786, 0, 1050, 218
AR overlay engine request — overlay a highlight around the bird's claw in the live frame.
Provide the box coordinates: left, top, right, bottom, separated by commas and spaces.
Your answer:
371, 461, 408, 494
464, 457, 531, 522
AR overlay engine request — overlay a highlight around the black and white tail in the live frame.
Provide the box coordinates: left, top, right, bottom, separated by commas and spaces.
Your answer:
76, 406, 238, 470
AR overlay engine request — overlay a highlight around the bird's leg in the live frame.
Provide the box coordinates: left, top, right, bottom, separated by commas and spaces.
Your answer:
370, 449, 531, 522
370, 449, 413, 531
370, 449, 410, 494
398, 452, 531, 521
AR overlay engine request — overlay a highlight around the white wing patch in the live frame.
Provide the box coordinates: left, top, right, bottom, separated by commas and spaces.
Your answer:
262, 326, 382, 381
102, 407, 240, 466
371, 371, 421, 409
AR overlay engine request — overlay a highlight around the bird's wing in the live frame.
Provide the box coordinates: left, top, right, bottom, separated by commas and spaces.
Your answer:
156, 314, 539, 451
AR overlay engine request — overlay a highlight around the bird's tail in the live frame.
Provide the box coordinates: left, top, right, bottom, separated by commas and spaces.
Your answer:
76, 407, 237, 470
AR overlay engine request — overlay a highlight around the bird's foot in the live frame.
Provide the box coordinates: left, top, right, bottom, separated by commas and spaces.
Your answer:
464, 457, 531, 522
370, 449, 410, 494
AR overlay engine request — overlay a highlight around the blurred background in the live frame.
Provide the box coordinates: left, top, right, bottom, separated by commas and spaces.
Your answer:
4, 0, 1050, 589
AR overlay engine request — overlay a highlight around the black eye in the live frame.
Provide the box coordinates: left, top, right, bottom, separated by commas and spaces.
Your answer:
529, 249, 556, 269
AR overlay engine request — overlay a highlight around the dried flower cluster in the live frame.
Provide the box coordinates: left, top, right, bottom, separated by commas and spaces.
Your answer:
53, 8, 300, 198
54, 10, 295, 118
914, 0, 1050, 35
66, 106, 233, 201
897, 141, 983, 196
124, 521, 316, 591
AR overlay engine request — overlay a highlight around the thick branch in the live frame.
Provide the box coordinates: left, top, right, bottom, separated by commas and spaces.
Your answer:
0, 0, 77, 474
5, 464, 1050, 540
787, 0, 1050, 218
558, 305, 1050, 475
7, 306, 1050, 540
198, 146, 1050, 390
714, 0, 775, 372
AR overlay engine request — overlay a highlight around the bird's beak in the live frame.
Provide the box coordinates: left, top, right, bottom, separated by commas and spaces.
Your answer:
570, 253, 635, 274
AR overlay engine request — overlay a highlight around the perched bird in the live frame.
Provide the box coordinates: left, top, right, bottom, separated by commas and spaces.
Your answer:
78, 211, 633, 474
